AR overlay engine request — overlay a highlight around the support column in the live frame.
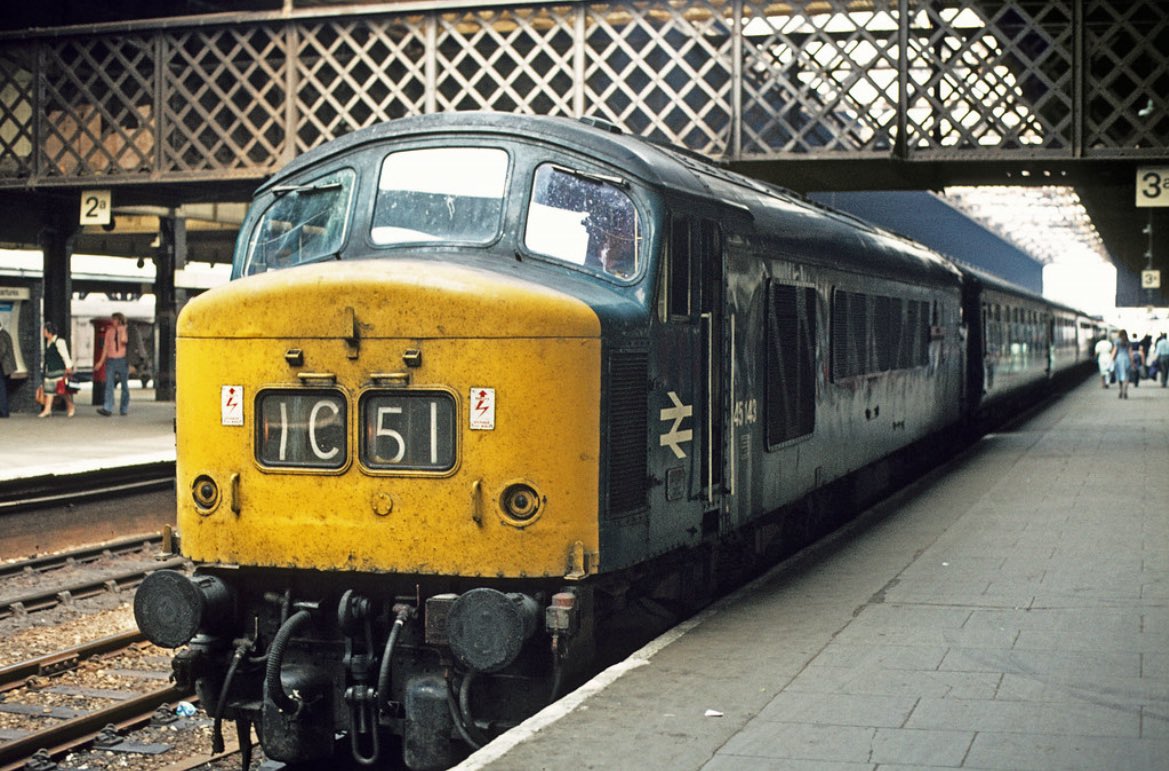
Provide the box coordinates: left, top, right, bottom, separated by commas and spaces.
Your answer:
39, 207, 75, 344
154, 214, 184, 401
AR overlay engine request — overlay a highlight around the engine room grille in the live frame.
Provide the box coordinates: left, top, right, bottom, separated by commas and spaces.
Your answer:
832, 289, 930, 380
606, 350, 648, 518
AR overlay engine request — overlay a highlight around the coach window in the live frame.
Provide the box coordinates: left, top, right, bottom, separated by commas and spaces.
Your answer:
766, 282, 817, 446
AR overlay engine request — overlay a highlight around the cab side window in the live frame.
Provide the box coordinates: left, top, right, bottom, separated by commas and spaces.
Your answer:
663, 215, 692, 320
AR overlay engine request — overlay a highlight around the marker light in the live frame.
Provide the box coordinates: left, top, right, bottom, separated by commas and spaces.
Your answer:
192, 475, 220, 512
500, 482, 541, 523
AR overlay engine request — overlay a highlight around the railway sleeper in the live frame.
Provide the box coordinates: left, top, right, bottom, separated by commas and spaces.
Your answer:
92, 722, 173, 755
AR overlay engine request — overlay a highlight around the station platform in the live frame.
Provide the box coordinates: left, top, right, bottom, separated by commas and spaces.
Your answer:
0, 384, 175, 482
1, 375, 1165, 768
462, 375, 1169, 771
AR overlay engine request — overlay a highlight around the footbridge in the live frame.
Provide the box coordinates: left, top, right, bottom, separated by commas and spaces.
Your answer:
0, 0, 1165, 274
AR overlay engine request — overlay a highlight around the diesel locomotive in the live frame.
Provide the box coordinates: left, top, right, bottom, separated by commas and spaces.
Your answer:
134, 113, 1099, 769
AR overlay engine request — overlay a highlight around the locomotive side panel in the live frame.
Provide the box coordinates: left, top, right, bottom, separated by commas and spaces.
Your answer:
621, 184, 968, 564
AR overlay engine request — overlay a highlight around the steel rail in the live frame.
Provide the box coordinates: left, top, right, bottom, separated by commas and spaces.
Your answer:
0, 462, 175, 514
0, 684, 192, 771
0, 629, 145, 693
0, 535, 163, 580
0, 557, 188, 620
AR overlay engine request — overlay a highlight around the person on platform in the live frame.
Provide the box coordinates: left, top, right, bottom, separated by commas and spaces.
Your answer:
39, 321, 74, 418
1094, 335, 1113, 388
95, 312, 131, 416
1139, 332, 1153, 364
1111, 329, 1132, 400
1154, 333, 1169, 388
0, 319, 15, 418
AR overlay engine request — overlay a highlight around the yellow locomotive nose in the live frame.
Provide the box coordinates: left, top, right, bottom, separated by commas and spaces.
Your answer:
174, 259, 603, 580
179, 259, 601, 340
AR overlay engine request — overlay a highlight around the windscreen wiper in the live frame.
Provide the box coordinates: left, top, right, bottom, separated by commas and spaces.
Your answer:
270, 181, 343, 197
550, 164, 628, 189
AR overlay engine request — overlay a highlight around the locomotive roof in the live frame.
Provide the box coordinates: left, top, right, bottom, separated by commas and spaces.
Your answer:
263, 112, 962, 287
261, 112, 696, 193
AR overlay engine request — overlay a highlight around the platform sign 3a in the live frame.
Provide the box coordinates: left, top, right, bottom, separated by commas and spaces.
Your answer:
1142, 270, 1161, 290
1136, 168, 1169, 207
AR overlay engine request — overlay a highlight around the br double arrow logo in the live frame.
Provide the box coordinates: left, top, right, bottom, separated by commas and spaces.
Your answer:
658, 391, 693, 459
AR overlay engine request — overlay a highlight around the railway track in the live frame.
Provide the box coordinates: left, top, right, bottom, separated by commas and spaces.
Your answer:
0, 630, 144, 694
0, 474, 248, 769
0, 541, 186, 621
0, 631, 196, 771
0, 535, 166, 580
0, 557, 187, 621
0, 556, 239, 771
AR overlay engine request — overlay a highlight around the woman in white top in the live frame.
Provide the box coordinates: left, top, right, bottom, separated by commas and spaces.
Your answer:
1094, 336, 1113, 389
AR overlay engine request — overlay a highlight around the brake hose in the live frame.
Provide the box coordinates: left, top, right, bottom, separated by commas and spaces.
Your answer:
211, 638, 253, 754
265, 609, 312, 716
375, 607, 411, 712
446, 676, 482, 750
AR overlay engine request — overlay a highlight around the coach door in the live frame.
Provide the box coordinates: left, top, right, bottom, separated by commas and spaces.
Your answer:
659, 215, 726, 524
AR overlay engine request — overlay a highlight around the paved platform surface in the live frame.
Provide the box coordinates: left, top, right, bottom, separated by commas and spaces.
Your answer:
464, 376, 1169, 771
0, 385, 174, 481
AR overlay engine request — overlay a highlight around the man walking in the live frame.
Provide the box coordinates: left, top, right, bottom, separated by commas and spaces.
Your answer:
1155, 333, 1169, 388
96, 312, 131, 416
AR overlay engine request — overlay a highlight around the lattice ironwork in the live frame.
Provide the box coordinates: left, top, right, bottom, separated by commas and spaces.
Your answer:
433, 7, 578, 117
0, 0, 1164, 190
740, 0, 902, 156
40, 35, 157, 177
903, 0, 1074, 157
1083, 0, 1169, 154
0, 47, 36, 179
295, 16, 429, 153
161, 25, 289, 172
584, 1, 734, 156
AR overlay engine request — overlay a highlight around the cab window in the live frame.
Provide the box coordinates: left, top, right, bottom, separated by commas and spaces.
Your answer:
524, 163, 642, 280
244, 168, 356, 276
371, 147, 508, 246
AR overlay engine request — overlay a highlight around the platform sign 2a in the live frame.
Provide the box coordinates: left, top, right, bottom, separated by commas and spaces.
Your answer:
80, 189, 112, 225
1136, 168, 1169, 207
